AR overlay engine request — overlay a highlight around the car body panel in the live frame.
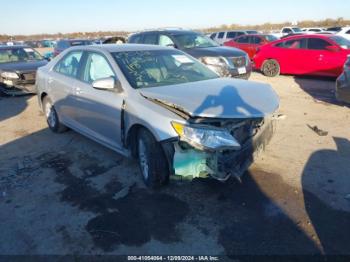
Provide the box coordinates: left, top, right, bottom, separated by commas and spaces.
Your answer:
36, 44, 279, 181
128, 30, 252, 79
336, 56, 350, 103
0, 45, 47, 94
254, 34, 350, 77
140, 78, 279, 119
224, 35, 275, 59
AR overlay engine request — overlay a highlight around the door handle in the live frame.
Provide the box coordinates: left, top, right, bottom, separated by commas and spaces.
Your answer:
75, 87, 82, 95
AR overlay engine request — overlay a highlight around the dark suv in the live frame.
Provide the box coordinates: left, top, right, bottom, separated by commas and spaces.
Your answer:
54, 39, 93, 57
128, 29, 251, 79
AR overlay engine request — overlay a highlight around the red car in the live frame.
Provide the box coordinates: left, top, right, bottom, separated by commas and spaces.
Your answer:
224, 34, 279, 59
254, 34, 350, 77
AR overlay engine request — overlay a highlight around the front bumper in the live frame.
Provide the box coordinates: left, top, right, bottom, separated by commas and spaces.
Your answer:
163, 118, 275, 181
207, 64, 252, 80
0, 71, 37, 95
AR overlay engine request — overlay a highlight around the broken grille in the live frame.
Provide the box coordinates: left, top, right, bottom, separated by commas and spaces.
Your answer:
228, 119, 264, 145
21, 72, 36, 81
231, 56, 246, 68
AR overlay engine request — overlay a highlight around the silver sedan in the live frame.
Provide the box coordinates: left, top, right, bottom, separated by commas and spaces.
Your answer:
36, 44, 279, 188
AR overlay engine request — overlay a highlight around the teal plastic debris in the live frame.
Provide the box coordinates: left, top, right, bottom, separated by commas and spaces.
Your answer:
173, 145, 209, 178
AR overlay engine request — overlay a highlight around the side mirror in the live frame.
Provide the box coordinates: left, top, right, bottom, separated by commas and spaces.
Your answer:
326, 45, 340, 52
92, 77, 122, 92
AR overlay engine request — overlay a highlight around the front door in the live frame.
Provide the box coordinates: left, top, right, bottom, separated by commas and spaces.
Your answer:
72, 51, 125, 150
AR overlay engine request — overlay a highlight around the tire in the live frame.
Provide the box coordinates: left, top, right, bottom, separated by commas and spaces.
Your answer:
42, 96, 68, 133
261, 59, 280, 77
137, 128, 169, 188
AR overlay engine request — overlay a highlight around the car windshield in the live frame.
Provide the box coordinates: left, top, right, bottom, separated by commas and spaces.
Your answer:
330, 36, 350, 49
0, 47, 43, 63
292, 28, 302, 33
263, 35, 279, 42
113, 50, 219, 89
172, 33, 219, 49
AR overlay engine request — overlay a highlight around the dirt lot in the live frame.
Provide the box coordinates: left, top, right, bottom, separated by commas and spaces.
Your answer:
0, 72, 349, 257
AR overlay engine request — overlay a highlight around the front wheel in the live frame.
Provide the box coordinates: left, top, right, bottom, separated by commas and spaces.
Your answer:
261, 59, 280, 77
43, 97, 68, 133
137, 128, 169, 188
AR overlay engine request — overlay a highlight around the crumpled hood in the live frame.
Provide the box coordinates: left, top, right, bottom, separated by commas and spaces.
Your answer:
185, 46, 247, 59
140, 78, 279, 119
0, 60, 47, 72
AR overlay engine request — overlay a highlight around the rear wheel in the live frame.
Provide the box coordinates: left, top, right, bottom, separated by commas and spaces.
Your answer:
261, 59, 280, 77
43, 97, 67, 133
137, 128, 169, 188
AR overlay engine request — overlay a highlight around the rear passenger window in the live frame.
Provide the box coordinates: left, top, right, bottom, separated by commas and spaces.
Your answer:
218, 32, 225, 39
237, 36, 249, 43
252, 37, 262, 44
143, 34, 158, 45
276, 38, 307, 49
82, 53, 115, 84
346, 30, 350, 34
210, 33, 216, 39
227, 32, 236, 38
307, 38, 331, 50
54, 51, 83, 78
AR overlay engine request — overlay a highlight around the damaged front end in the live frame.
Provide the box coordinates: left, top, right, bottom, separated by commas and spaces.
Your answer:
162, 116, 276, 182
0, 70, 37, 95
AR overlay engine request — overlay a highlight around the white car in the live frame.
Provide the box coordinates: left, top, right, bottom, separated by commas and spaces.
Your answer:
337, 27, 350, 40
210, 30, 259, 45
302, 28, 326, 34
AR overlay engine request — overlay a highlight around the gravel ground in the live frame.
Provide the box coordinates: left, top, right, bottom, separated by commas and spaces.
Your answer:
0, 72, 349, 258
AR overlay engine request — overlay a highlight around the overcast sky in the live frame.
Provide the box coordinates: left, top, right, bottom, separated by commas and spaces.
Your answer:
1, 0, 349, 35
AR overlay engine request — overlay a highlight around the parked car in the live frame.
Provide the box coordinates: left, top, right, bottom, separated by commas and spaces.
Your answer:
128, 29, 252, 79
0, 45, 47, 94
36, 44, 279, 187
272, 27, 303, 38
336, 55, 350, 103
54, 39, 93, 57
210, 30, 258, 45
336, 27, 350, 40
224, 34, 279, 60
254, 34, 350, 77
103, 36, 126, 44
302, 28, 325, 34
326, 27, 343, 33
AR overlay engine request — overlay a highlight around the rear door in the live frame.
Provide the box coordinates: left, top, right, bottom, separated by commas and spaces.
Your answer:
50, 50, 84, 125
274, 38, 307, 74
72, 51, 125, 150
235, 35, 250, 54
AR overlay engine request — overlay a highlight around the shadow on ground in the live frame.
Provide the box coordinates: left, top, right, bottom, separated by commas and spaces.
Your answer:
294, 76, 349, 107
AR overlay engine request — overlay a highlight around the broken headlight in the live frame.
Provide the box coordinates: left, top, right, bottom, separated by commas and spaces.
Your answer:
171, 121, 241, 151
1, 71, 19, 79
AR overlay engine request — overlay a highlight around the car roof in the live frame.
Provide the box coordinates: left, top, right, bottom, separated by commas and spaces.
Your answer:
67, 43, 175, 53
0, 45, 31, 50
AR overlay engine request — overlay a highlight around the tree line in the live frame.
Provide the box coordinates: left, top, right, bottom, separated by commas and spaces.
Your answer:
1, 17, 349, 42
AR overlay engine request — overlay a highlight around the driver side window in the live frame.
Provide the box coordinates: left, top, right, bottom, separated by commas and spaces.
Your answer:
83, 53, 115, 84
